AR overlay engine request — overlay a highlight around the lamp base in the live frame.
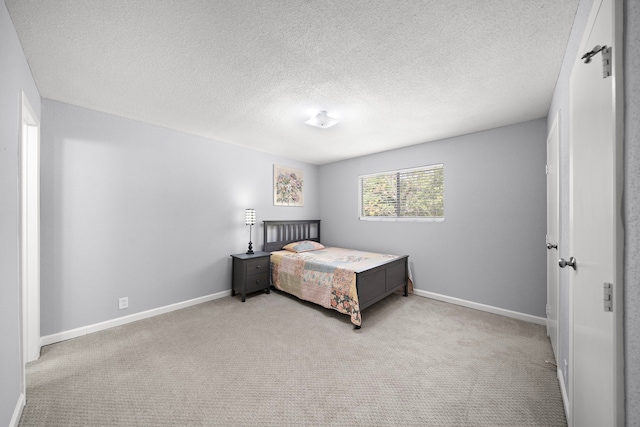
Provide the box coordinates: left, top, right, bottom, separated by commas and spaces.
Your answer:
246, 241, 254, 255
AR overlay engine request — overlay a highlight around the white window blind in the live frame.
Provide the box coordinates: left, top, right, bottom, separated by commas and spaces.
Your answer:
358, 164, 444, 221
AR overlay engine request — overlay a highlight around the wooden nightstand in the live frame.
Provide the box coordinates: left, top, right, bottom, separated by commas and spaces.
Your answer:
230, 252, 271, 302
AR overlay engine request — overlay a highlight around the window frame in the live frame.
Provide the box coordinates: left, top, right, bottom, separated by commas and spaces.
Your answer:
358, 164, 445, 222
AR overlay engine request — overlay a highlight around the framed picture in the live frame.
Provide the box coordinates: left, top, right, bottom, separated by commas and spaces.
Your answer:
274, 165, 304, 206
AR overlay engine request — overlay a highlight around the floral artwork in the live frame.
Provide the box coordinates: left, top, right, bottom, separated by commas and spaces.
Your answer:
274, 165, 304, 206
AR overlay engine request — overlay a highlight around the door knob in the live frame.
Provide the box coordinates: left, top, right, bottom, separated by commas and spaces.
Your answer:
547, 243, 558, 250
559, 257, 577, 270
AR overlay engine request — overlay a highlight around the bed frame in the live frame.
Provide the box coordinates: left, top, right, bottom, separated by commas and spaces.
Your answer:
263, 220, 408, 326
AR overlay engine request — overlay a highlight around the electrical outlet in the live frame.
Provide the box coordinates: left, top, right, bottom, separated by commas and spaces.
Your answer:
119, 297, 128, 310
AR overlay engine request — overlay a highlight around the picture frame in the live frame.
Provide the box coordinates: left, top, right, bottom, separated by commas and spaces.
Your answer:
274, 164, 304, 207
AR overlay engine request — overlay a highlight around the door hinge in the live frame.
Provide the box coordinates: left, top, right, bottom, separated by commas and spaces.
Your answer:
546, 304, 551, 316
581, 45, 611, 78
601, 46, 612, 78
545, 165, 549, 175
603, 282, 613, 312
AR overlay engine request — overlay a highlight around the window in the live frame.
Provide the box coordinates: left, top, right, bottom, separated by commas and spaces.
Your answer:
358, 164, 444, 221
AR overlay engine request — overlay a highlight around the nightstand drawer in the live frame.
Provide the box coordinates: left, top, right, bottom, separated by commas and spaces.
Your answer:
245, 257, 269, 275
245, 273, 270, 293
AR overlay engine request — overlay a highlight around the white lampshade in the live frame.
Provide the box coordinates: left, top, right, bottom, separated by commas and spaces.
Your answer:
304, 110, 339, 129
245, 209, 256, 225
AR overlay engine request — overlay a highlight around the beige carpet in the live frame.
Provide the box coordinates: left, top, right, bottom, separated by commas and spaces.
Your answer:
19, 292, 567, 426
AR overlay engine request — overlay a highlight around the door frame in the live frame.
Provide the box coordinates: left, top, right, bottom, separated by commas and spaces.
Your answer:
567, 0, 625, 424
546, 111, 560, 359
611, 0, 625, 422
19, 91, 41, 393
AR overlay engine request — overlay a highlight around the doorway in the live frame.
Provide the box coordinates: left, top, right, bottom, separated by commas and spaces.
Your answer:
19, 91, 40, 391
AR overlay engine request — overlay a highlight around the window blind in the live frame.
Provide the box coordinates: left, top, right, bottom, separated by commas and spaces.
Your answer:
358, 164, 444, 220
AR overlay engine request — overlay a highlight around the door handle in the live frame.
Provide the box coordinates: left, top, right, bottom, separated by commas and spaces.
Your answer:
547, 243, 558, 250
559, 257, 577, 270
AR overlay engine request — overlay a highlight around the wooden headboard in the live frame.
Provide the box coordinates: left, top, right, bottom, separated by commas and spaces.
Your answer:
263, 220, 321, 252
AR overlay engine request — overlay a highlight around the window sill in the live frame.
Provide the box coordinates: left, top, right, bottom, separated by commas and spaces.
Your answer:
358, 217, 444, 223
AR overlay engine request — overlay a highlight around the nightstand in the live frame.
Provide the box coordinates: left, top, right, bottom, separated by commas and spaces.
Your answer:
230, 252, 271, 302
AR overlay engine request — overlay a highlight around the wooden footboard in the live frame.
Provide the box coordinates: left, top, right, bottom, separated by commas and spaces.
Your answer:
357, 256, 409, 311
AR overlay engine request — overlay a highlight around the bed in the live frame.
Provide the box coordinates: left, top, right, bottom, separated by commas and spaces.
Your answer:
263, 220, 408, 328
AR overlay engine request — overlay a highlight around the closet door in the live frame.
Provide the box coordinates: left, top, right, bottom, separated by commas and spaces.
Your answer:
567, 0, 623, 425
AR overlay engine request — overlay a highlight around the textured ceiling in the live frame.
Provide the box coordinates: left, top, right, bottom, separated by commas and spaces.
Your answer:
6, 0, 579, 165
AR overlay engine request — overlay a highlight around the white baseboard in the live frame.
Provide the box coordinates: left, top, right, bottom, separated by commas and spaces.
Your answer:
558, 367, 570, 425
413, 289, 547, 325
9, 393, 25, 427
40, 290, 232, 346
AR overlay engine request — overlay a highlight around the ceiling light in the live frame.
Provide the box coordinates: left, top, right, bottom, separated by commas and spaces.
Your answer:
304, 110, 339, 129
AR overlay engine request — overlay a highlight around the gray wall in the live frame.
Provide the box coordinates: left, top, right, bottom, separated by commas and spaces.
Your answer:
319, 119, 547, 317
0, 2, 41, 425
624, 0, 640, 423
40, 100, 319, 336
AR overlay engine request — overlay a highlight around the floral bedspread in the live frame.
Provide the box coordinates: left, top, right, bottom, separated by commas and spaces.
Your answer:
270, 247, 402, 326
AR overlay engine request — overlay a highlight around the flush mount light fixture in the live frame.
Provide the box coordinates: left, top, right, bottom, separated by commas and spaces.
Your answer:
304, 110, 339, 129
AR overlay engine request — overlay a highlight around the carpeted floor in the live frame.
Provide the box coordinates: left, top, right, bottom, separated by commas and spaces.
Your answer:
19, 292, 567, 426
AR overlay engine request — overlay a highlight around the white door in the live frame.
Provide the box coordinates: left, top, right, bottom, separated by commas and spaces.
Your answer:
546, 112, 559, 359
567, 0, 623, 425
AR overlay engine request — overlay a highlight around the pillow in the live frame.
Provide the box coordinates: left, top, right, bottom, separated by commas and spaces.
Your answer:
282, 240, 325, 253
